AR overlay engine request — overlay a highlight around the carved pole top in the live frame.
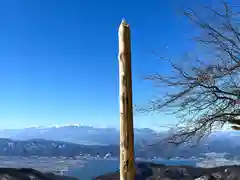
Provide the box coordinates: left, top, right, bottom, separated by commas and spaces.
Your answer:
120, 19, 129, 27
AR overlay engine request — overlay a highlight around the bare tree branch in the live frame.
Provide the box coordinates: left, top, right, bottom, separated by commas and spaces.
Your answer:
138, 1, 240, 145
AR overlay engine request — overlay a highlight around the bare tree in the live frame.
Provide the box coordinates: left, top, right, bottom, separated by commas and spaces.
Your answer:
139, 1, 240, 144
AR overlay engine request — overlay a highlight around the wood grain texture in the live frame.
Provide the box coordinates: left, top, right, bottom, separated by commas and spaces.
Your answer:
118, 19, 135, 180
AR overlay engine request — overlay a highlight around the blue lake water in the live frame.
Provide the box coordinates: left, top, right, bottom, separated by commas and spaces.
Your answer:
66, 159, 198, 180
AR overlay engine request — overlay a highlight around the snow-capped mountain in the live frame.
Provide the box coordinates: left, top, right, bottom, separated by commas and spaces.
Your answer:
26, 124, 92, 129
0, 124, 161, 145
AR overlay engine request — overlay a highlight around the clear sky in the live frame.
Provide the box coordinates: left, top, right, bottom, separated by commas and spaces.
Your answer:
0, 0, 205, 129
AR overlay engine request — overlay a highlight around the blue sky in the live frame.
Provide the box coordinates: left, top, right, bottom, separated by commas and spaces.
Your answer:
0, 0, 206, 129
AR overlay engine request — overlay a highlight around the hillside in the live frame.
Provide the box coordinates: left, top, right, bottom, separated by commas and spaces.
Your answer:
0, 138, 118, 158
0, 168, 79, 180
95, 162, 240, 180
0, 136, 238, 160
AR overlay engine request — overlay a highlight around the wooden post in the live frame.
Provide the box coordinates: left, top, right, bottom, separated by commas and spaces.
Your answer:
118, 19, 135, 180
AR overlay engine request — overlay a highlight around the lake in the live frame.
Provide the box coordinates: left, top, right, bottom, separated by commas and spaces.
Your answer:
66, 159, 198, 180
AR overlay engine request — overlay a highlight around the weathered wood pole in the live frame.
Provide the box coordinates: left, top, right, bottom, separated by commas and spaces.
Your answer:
118, 19, 135, 180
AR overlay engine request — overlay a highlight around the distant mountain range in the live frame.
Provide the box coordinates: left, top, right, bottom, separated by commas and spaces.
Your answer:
0, 125, 239, 159
0, 124, 161, 145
